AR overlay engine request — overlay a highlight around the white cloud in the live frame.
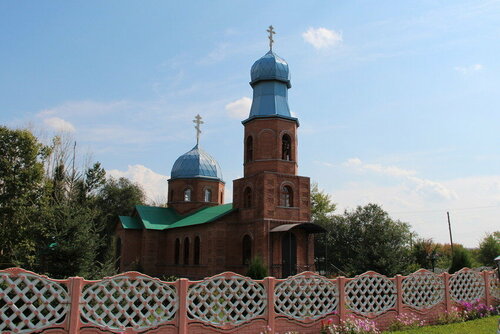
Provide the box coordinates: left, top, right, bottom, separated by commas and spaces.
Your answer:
107, 165, 169, 204
38, 100, 132, 118
343, 158, 457, 200
302, 27, 343, 49
329, 175, 500, 248
43, 117, 76, 133
225, 97, 251, 119
454, 64, 484, 74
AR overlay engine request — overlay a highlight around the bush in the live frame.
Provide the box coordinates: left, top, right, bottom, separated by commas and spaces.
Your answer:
321, 316, 380, 334
246, 256, 268, 279
458, 299, 497, 320
448, 247, 472, 274
388, 313, 425, 331
436, 306, 464, 325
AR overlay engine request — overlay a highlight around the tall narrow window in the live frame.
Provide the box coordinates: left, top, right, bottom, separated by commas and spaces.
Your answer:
281, 185, 293, 207
174, 238, 180, 265
243, 187, 252, 208
282, 134, 292, 161
115, 237, 121, 270
242, 235, 252, 265
184, 188, 192, 202
204, 189, 212, 202
245, 136, 253, 162
184, 237, 190, 265
194, 236, 200, 265
170, 190, 174, 201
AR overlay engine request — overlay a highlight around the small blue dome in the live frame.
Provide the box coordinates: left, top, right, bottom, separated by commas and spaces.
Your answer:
170, 145, 223, 181
250, 51, 291, 87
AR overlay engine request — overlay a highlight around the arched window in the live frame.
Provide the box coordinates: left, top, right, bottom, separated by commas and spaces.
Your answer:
243, 187, 252, 208
242, 235, 252, 265
184, 237, 190, 265
204, 188, 212, 202
281, 185, 293, 207
174, 238, 180, 265
282, 134, 292, 161
245, 136, 253, 162
194, 236, 201, 265
184, 188, 192, 202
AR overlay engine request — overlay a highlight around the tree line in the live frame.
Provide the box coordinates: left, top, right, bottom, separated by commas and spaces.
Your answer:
311, 183, 499, 277
0, 126, 145, 278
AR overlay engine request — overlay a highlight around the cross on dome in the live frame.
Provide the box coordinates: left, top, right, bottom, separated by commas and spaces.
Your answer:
193, 114, 204, 146
267, 25, 275, 51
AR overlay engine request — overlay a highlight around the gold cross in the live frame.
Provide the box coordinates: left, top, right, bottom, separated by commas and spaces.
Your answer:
267, 25, 276, 51
193, 114, 204, 146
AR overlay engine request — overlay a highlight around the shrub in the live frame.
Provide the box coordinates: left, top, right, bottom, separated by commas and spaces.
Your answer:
246, 256, 268, 279
436, 306, 464, 325
387, 313, 425, 331
458, 299, 497, 320
448, 247, 472, 274
321, 316, 380, 334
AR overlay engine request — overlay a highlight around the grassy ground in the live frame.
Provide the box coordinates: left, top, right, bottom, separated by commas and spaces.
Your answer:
386, 316, 499, 334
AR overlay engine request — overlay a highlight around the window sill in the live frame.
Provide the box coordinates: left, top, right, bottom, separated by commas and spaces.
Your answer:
276, 206, 299, 210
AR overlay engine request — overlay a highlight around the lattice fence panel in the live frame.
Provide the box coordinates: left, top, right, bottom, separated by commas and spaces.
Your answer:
488, 271, 500, 300
274, 272, 338, 320
187, 274, 266, 326
402, 270, 444, 309
345, 272, 396, 316
449, 269, 485, 302
0, 270, 69, 333
80, 274, 177, 331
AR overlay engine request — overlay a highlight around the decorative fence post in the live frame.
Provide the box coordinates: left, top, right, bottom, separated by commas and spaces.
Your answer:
483, 271, 491, 306
67, 276, 83, 334
264, 276, 276, 333
443, 272, 452, 312
395, 274, 403, 315
177, 278, 189, 334
337, 276, 346, 323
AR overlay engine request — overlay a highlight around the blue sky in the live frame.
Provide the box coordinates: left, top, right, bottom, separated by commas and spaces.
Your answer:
1, 1, 499, 248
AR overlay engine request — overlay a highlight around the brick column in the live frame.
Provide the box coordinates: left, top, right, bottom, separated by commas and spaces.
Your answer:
177, 278, 189, 334
443, 273, 452, 312
395, 275, 403, 315
264, 277, 276, 333
337, 277, 346, 323
67, 277, 83, 334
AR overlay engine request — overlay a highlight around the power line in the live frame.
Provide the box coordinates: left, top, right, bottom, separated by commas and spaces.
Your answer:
391, 205, 500, 215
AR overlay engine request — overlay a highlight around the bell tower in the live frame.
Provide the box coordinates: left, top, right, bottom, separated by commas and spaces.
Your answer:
233, 29, 310, 224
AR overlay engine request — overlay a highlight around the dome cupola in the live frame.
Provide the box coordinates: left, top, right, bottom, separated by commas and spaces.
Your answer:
244, 26, 297, 124
250, 51, 291, 88
170, 144, 223, 181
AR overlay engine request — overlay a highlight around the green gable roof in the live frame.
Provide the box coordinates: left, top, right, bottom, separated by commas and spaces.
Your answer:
135, 205, 181, 230
119, 203, 234, 231
119, 216, 143, 229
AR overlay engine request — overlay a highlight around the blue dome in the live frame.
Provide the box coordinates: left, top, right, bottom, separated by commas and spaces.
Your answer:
170, 145, 223, 181
250, 51, 291, 88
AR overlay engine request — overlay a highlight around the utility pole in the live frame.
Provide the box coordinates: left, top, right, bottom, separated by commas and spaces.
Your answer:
447, 211, 454, 257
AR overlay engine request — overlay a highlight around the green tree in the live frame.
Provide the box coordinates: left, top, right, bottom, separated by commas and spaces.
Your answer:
412, 238, 439, 269
310, 183, 337, 274
321, 204, 413, 276
477, 232, 500, 266
0, 126, 49, 268
449, 246, 473, 274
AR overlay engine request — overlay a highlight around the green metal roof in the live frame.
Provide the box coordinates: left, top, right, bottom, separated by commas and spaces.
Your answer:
168, 203, 234, 229
119, 216, 143, 229
119, 203, 234, 231
135, 205, 181, 230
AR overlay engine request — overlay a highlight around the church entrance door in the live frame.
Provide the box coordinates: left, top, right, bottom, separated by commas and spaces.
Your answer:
281, 232, 296, 277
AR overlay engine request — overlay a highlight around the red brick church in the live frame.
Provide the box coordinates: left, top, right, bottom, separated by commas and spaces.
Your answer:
116, 35, 325, 279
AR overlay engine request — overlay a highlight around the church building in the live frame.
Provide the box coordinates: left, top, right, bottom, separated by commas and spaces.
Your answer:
116, 29, 325, 279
